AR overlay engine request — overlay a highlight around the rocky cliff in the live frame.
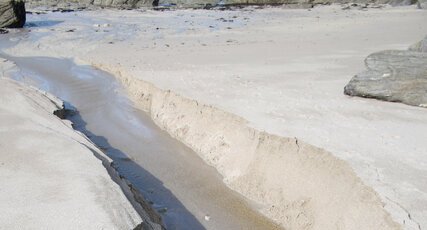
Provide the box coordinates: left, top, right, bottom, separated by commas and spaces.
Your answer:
23, 0, 426, 8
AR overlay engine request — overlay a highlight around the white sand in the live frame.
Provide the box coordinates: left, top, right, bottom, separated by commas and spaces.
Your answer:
0, 75, 142, 229
2, 5, 427, 229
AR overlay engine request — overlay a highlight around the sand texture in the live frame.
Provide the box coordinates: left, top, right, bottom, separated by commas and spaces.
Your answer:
1, 5, 427, 229
0, 75, 159, 229
97, 67, 401, 229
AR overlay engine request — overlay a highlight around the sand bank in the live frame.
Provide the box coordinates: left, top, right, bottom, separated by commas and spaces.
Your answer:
0, 77, 159, 229
96, 63, 400, 229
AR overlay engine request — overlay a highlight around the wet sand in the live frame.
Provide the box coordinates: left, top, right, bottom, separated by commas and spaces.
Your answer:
3, 54, 281, 230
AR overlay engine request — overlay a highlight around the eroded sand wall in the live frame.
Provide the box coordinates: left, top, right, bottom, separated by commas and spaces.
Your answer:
92, 63, 401, 230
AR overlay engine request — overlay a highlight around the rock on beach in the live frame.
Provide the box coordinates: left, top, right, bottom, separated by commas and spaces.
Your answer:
0, 0, 26, 28
344, 37, 427, 108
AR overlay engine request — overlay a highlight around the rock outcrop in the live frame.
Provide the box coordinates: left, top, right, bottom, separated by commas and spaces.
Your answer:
25, 0, 151, 9
344, 37, 427, 108
23, 0, 427, 8
0, 0, 25, 28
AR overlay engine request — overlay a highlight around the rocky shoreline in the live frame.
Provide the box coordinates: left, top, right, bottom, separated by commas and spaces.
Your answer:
22, 0, 427, 9
1, 0, 425, 29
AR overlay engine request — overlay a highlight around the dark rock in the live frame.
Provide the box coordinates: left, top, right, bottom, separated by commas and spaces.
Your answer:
51, 8, 76, 12
0, 0, 26, 28
344, 49, 427, 108
203, 3, 213, 9
0, 28, 8, 34
53, 101, 77, 119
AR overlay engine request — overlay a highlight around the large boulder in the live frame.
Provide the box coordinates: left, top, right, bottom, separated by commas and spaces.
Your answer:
344, 49, 427, 108
0, 0, 26, 28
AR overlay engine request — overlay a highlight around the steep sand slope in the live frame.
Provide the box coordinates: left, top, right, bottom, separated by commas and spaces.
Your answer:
0, 77, 145, 229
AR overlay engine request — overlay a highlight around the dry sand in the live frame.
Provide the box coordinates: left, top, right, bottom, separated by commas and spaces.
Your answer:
2, 4, 427, 229
0, 77, 144, 229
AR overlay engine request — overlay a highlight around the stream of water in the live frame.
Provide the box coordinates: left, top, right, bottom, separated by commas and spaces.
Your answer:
0, 47, 279, 229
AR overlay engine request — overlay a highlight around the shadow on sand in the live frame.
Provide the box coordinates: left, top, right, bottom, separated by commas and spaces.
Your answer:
2, 54, 205, 229
68, 108, 205, 230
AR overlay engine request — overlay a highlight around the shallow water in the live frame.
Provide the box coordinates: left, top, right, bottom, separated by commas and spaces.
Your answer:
1, 53, 280, 229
